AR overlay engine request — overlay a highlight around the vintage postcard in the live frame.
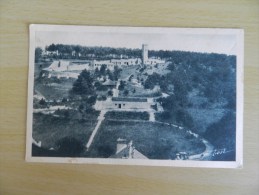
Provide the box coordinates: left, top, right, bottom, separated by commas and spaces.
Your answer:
26, 24, 243, 168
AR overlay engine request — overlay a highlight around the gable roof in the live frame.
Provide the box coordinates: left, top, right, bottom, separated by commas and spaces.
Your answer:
109, 141, 148, 159
102, 80, 116, 86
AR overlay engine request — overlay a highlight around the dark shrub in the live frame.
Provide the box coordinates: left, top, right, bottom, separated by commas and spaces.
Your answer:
56, 137, 84, 157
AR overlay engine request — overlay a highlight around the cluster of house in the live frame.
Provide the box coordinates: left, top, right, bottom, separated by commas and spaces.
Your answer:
42, 50, 128, 59
42, 44, 165, 72
42, 50, 59, 56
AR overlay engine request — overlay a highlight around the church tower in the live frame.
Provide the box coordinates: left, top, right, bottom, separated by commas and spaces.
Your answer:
142, 44, 148, 64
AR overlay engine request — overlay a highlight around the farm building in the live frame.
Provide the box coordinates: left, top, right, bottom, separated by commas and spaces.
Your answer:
110, 58, 141, 66
43, 60, 90, 72
94, 97, 156, 111
90, 60, 115, 70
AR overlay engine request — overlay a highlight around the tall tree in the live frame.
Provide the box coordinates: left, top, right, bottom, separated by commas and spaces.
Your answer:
100, 64, 107, 75
71, 70, 94, 97
35, 47, 42, 62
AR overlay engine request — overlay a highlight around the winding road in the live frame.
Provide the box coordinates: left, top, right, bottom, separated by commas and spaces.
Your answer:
188, 138, 214, 160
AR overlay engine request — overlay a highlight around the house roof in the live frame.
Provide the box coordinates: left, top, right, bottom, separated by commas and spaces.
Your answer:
102, 80, 116, 86
109, 141, 148, 159
111, 97, 147, 102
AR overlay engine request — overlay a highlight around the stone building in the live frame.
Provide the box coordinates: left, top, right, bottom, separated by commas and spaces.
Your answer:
142, 44, 149, 64
94, 97, 155, 111
142, 44, 165, 65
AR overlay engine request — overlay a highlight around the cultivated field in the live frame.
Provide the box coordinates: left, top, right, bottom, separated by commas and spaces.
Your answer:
88, 120, 205, 159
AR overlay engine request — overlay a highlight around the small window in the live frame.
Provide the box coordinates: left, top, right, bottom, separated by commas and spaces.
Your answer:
115, 104, 117, 106
123, 104, 125, 106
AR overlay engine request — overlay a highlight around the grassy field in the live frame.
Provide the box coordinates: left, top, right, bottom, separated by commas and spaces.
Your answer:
119, 65, 140, 80
89, 120, 205, 159
32, 113, 97, 149
34, 79, 74, 100
105, 111, 149, 121
143, 63, 170, 76
187, 108, 226, 133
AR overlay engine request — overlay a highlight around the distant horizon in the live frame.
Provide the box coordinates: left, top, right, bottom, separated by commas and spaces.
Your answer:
38, 43, 237, 56
35, 30, 238, 55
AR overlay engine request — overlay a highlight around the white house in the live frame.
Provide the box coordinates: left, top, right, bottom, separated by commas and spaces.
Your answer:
42, 50, 59, 56
91, 60, 115, 70
111, 58, 141, 66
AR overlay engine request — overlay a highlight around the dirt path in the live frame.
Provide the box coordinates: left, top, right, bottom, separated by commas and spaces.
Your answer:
149, 112, 155, 122
188, 138, 214, 160
86, 110, 106, 150
34, 89, 46, 100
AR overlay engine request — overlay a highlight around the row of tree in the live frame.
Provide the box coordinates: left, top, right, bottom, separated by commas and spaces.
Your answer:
40, 43, 236, 61
44, 44, 142, 59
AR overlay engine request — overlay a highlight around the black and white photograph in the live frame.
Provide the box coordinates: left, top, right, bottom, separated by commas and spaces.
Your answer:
26, 25, 243, 167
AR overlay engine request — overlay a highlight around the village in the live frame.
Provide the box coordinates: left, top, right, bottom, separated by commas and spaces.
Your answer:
32, 43, 225, 160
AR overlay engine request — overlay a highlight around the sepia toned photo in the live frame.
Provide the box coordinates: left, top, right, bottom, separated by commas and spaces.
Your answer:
26, 25, 243, 168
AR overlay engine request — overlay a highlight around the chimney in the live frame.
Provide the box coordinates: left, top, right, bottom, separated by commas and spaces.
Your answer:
116, 138, 127, 154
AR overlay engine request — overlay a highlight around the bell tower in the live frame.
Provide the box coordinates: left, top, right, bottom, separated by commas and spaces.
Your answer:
142, 44, 148, 64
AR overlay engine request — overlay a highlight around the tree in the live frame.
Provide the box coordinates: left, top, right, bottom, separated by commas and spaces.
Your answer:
118, 80, 125, 90
107, 90, 113, 96
63, 110, 70, 118
100, 64, 107, 75
56, 137, 84, 157
78, 104, 84, 113
144, 73, 161, 89
35, 47, 43, 62
113, 65, 121, 81
94, 68, 100, 77
123, 89, 129, 96
39, 98, 46, 106
107, 69, 114, 81
204, 112, 236, 155
71, 70, 94, 97
87, 95, 97, 106
74, 45, 81, 53
47, 43, 57, 51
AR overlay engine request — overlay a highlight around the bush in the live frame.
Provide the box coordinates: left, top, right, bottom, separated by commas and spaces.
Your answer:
105, 111, 149, 121
203, 111, 236, 160
97, 95, 107, 101
123, 89, 129, 96
118, 81, 125, 91
108, 90, 113, 96
39, 98, 46, 105
87, 95, 97, 106
55, 137, 84, 157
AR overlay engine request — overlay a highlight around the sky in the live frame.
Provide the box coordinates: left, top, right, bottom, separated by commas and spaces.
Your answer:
35, 30, 238, 55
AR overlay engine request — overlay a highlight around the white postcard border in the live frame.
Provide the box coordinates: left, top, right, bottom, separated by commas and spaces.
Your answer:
26, 24, 244, 168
